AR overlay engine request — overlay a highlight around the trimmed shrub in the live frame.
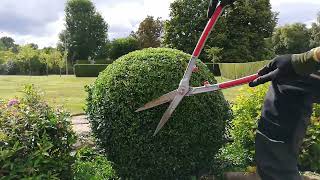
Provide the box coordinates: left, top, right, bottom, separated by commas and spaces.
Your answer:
0, 85, 76, 179
218, 60, 270, 79
215, 84, 320, 173
72, 147, 117, 179
74, 64, 108, 77
108, 37, 140, 60
85, 48, 231, 179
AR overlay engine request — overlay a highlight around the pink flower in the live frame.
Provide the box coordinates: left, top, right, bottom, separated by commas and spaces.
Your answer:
7, 99, 19, 107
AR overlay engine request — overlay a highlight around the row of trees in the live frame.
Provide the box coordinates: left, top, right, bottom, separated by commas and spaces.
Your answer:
2, 0, 320, 71
61, 0, 320, 64
0, 37, 66, 75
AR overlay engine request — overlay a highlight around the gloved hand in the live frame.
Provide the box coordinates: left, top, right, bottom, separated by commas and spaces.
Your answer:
207, 0, 219, 18
249, 54, 302, 87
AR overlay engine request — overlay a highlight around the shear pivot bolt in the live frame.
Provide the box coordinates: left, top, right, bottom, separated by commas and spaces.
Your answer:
203, 81, 210, 87
192, 66, 199, 72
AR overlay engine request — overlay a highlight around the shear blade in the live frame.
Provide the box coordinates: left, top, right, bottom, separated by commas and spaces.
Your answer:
135, 90, 178, 112
153, 94, 184, 136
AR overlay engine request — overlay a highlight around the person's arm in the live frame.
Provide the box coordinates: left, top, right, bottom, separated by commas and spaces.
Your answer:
292, 47, 320, 75
249, 47, 320, 87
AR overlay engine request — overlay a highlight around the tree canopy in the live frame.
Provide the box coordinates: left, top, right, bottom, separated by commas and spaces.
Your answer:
272, 23, 310, 54
132, 16, 163, 48
163, 0, 277, 62
61, 0, 109, 61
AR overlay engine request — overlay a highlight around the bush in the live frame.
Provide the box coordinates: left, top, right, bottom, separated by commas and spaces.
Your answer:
85, 48, 231, 179
74, 64, 108, 77
108, 37, 140, 60
215, 84, 320, 173
218, 60, 270, 79
76, 59, 109, 64
72, 147, 117, 180
0, 60, 20, 75
0, 85, 76, 179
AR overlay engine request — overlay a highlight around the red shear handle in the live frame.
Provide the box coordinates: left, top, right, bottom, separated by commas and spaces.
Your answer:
218, 74, 259, 89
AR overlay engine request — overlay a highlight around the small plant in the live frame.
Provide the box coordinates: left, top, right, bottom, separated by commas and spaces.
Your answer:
0, 84, 76, 179
73, 146, 117, 180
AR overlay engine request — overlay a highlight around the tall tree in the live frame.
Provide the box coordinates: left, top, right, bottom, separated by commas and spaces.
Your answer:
163, 0, 226, 61
272, 23, 310, 55
27, 43, 39, 50
309, 12, 320, 48
163, 0, 277, 62
0, 41, 5, 51
223, 0, 277, 62
133, 16, 163, 48
17, 45, 38, 75
0, 37, 15, 50
61, 0, 108, 62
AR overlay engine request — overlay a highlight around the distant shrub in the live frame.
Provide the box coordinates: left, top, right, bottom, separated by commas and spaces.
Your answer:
74, 64, 108, 77
108, 37, 140, 60
72, 146, 117, 180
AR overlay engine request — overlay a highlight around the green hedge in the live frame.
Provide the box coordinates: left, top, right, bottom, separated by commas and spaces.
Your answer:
76, 59, 110, 64
217, 60, 270, 79
74, 64, 108, 77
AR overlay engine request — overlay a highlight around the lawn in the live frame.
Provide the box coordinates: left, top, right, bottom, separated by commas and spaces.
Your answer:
0, 75, 96, 114
215, 76, 244, 102
0, 75, 243, 114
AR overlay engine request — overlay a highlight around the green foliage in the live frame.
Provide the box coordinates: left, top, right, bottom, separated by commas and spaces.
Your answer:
85, 48, 231, 179
0, 37, 16, 51
163, 0, 225, 61
309, 12, 320, 48
163, 0, 277, 63
0, 85, 76, 179
272, 23, 311, 54
74, 64, 108, 77
206, 47, 223, 63
218, 60, 270, 79
72, 147, 117, 180
299, 104, 320, 172
132, 16, 163, 48
222, 0, 277, 62
62, 0, 109, 60
215, 85, 320, 173
0, 45, 66, 75
108, 37, 140, 60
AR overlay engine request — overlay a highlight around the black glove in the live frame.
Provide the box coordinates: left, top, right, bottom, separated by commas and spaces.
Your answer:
249, 54, 302, 87
207, 0, 219, 18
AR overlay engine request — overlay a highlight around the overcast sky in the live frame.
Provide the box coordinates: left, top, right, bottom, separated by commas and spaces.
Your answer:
0, 0, 319, 48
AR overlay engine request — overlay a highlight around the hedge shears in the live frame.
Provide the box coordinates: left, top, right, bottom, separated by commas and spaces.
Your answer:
136, 0, 259, 135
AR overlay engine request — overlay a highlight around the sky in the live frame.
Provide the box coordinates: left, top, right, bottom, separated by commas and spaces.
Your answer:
0, 0, 319, 48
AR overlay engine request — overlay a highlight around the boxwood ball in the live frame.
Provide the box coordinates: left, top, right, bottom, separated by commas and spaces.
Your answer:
85, 48, 231, 179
